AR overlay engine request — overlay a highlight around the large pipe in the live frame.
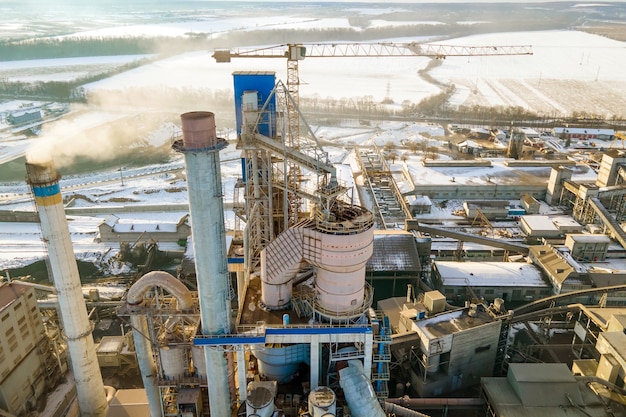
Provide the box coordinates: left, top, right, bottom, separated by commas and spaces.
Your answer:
26, 160, 108, 417
338, 360, 385, 417
386, 397, 484, 407
126, 271, 194, 417
175, 111, 232, 416
383, 403, 432, 417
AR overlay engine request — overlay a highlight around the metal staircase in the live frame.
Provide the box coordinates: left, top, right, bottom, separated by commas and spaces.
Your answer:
372, 311, 391, 400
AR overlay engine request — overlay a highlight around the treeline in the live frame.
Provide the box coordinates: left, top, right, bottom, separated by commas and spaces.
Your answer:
0, 36, 214, 61
300, 93, 626, 130
0, 59, 151, 102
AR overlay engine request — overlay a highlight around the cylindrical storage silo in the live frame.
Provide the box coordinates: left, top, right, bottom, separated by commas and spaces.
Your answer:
191, 346, 207, 379
314, 226, 373, 314
245, 386, 275, 417
308, 386, 336, 417
160, 346, 188, 380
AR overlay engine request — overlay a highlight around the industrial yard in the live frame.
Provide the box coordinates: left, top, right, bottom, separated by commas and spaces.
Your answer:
2, 2, 626, 417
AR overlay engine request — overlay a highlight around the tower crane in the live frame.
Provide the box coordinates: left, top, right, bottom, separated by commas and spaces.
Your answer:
216, 42, 533, 274
214, 42, 533, 145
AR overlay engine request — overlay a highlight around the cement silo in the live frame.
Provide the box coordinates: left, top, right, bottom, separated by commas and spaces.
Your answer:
26, 160, 108, 417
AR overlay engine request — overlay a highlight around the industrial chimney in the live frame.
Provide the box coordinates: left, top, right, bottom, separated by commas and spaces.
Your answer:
26, 159, 108, 417
174, 111, 232, 416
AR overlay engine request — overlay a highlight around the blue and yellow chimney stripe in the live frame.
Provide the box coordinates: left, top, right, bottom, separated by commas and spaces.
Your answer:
32, 183, 62, 206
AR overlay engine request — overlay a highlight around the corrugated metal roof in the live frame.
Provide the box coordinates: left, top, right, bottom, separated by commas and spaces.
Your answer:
0, 282, 30, 313
366, 232, 421, 272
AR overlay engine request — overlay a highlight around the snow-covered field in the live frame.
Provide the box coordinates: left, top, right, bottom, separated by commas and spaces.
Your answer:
74, 30, 626, 118
2, 2, 626, 275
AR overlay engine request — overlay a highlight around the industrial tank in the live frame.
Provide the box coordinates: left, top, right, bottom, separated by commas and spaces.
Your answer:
191, 346, 207, 379
245, 381, 276, 417
252, 343, 309, 383
308, 386, 336, 417
160, 346, 188, 380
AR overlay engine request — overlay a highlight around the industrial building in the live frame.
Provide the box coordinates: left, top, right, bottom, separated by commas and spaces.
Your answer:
528, 245, 594, 294
97, 214, 191, 244
10, 47, 626, 417
431, 261, 551, 304
0, 282, 62, 416
384, 294, 511, 398
519, 215, 582, 240
481, 363, 626, 417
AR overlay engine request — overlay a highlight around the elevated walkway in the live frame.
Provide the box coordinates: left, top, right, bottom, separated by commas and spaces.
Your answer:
406, 221, 529, 255
588, 197, 626, 249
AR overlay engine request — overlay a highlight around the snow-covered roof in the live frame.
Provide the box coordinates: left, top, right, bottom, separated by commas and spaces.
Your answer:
521, 215, 559, 232
457, 139, 482, 148
519, 127, 540, 137
112, 221, 178, 233
103, 214, 119, 228
434, 261, 547, 287
554, 127, 614, 136
552, 216, 581, 230
566, 234, 611, 244
408, 195, 431, 206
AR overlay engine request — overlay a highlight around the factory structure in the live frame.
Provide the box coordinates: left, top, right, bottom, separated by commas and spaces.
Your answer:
4, 64, 626, 417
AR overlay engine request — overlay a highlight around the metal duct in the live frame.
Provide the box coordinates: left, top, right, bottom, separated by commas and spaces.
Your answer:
26, 160, 108, 417
126, 270, 194, 417
338, 360, 385, 417
175, 111, 232, 416
127, 271, 193, 309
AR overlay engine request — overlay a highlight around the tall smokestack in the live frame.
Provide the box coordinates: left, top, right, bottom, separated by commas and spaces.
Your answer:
26, 160, 108, 417
174, 111, 232, 416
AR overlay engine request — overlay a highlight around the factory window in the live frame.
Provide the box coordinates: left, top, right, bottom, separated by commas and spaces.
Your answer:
475, 344, 491, 354
17, 316, 26, 325
14, 302, 22, 310
1, 313, 8, 322
484, 289, 494, 295
525, 290, 535, 296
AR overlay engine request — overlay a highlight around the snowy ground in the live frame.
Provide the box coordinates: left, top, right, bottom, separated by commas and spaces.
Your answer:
72, 30, 626, 118
2, 3, 626, 276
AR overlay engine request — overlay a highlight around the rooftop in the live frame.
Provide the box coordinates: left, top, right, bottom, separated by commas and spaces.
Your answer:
415, 305, 497, 339
434, 261, 547, 288
481, 363, 624, 417
0, 282, 31, 312
366, 231, 421, 273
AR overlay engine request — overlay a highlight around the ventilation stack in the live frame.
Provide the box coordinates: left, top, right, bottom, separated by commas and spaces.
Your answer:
174, 111, 232, 416
26, 160, 108, 417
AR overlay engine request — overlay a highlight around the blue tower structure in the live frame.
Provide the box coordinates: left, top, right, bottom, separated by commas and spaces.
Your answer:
233, 71, 276, 138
